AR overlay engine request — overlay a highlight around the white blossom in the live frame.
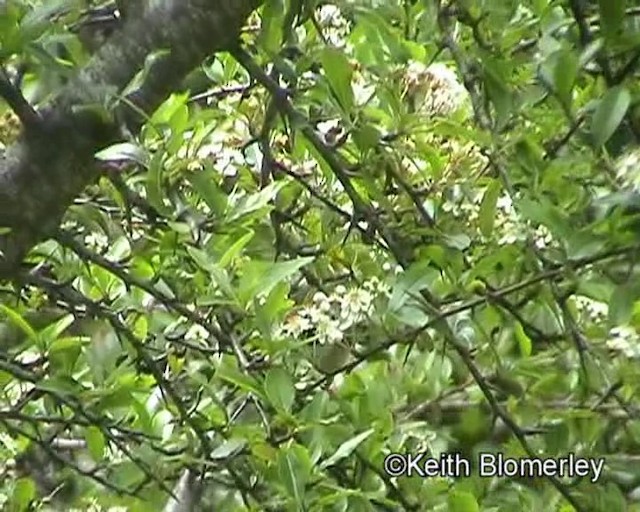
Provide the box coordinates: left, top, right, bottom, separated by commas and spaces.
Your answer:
280, 311, 313, 337
338, 287, 374, 328
615, 148, 640, 192
275, 280, 387, 346
84, 232, 109, 251
574, 296, 608, 322
317, 315, 344, 343
404, 61, 469, 117
316, 5, 350, 46
607, 325, 640, 359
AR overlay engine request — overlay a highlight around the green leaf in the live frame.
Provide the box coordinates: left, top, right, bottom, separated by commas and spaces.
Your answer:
545, 423, 570, 454
0, 305, 37, 343
598, 0, 626, 41
277, 444, 312, 508
219, 230, 254, 268
443, 233, 472, 251
352, 124, 381, 153
541, 48, 578, 109
448, 490, 480, 512
110, 461, 146, 489
166, 105, 190, 154
238, 257, 314, 306
320, 48, 355, 113
187, 168, 228, 216
71, 103, 114, 124
482, 61, 512, 130
146, 152, 171, 216
553, 49, 578, 108
518, 197, 571, 239
210, 438, 247, 461
514, 321, 532, 357
87, 322, 121, 385
352, 10, 410, 64
35, 376, 80, 395
38, 314, 75, 346
228, 181, 286, 221
264, 367, 295, 413
21, 1, 69, 40
320, 428, 375, 469
85, 426, 106, 461
565, 231, 605, 261
388, 260, 439, 313
216, 356, 266, 401
479, 180, 501, 237
259, 0, 285, 52
150, 92, 189, 125
11, 477, 36, 511
185, 245, 238, 302
591, 86, 631, 147
49, 336, 84, 375
609, 284, 639, 325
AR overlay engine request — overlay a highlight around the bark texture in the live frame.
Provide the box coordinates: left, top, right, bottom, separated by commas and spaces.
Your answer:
0, 0, 262, 279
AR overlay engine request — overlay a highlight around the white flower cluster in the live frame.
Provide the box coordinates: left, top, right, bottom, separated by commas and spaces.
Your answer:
615, 148, 640, 192
607, 325, 640, 359
441, 187, 483, 221
491, 194, 530, 245
316, 5, 351, 47
276, 278, 389, 344
403, 61, 469, 117
574, 295, 608, 323
498, 219, 553, 249
178, 120, 247, 178
441, 191, 554, 248
84, 232, 109, 252
493, 195, 553, 248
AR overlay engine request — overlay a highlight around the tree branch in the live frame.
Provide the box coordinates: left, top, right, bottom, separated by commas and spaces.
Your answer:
0, 0, 262, 280
0, 67, 41, 129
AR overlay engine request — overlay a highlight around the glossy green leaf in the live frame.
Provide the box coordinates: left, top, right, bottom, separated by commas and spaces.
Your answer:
218, 229, 254, 268
145, 152, 171, 216
210, 438, 247, 461
85, 426, 106, 461
609, 284, 639, 326
237, 257, 314, 306
320, 47, 355, 113
228, 181, 286, 221
11, 477, 36, 511
591, 86, 631, 147
514, 321, 532, 357
0, 304, 37, 343
320, 428, 374, 469
187, 168, 228, 216
277, 444, 312, 508
553, 48, 578, 108
216, 356, 266, 401
264, 367, 295, 413
479, 180, 501, 237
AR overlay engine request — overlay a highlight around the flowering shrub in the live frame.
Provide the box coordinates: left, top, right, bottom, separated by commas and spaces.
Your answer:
1, 1, 640, 511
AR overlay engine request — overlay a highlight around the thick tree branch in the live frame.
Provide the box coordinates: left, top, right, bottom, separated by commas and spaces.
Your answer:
0, 67, 41, 128
0, 0, 262, 280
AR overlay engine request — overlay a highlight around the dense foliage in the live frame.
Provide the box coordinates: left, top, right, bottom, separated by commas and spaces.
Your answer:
1, 0, 640, 510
